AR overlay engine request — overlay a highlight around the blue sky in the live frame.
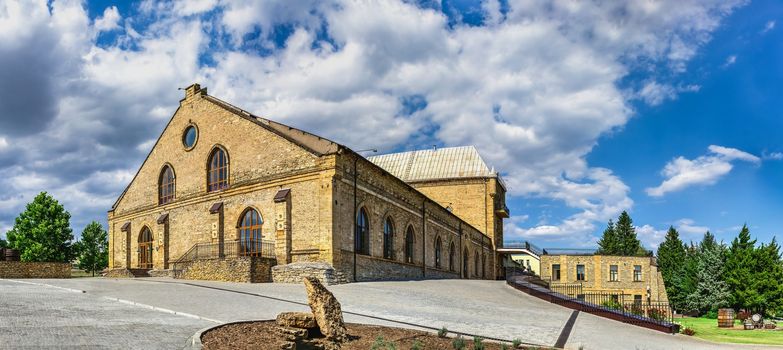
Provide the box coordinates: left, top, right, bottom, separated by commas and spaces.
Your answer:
0, 0, 780, 251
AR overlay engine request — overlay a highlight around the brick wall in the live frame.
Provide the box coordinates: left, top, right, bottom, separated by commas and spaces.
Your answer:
0, 261, 70, 279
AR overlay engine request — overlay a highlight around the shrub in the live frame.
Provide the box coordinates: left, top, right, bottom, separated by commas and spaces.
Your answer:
452, 335, 466, 350
473, 336, 485, 350
411, 340, 423, 350
600, 299, 622, 310
705, 309, 718, 319
501, 345, 509, 350
512, 338, 522, 348
682, 327, 696, 336
438, 326, 448, 338
371, 336, 398, 350
648, 307, 668, 322
626, 304, 644, 316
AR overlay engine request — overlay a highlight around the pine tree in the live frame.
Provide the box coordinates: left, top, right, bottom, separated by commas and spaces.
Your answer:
6, 192, 74, 262
724, 225, 757, 311
685, 232, 731, 314
657, 226, 687, 311
596, 220, 618, 255
74, 222, 109, 277
677, 242, 700, 313
615, 211, 647, 256
752, 238, 783, 315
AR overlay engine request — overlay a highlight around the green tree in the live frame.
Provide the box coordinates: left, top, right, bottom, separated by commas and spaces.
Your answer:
677, 242, 700, 313
656, 226, 687, 311
685, 232, 731, 314
0, 237, 7, 249
74, 221, 109, 276
596, 220, 618, 255
614, 211, 647, 256
724, 225, 758, 311
752, 238, 783, 315
6, 192, 74, 262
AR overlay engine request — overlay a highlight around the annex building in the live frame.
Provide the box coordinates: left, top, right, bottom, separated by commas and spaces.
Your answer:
107, 84, 504, 283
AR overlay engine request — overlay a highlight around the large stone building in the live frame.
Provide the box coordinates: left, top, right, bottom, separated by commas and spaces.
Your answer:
107, 84, 501, 283
540, 253, 668, 303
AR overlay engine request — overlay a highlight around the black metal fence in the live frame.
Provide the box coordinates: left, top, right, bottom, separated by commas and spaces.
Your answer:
505, 268, 678, 333
550, 282, 583, 297
173, 239, 275, 265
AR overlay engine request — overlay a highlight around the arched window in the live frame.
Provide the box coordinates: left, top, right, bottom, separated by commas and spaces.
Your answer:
158, 165, 175, 205
355, 207, 369, 255
138, 227, 153, 269
405, 226, 415, 264
383, 217, 394, 259
449, 242, 456, 271
475, 251, 480, 277
463, 248, 469, 278
434, 236, 442, 268
207, 147, 229, 192
239, 208, 263, 256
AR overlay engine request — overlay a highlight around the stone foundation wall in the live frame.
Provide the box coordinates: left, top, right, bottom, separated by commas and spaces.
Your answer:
354, 254, 459, 281
272, 262, 347, 285
176, 257, 276, 283
148, 269, 173, 278
0, 261, 70, 279
104, 268, 135, 278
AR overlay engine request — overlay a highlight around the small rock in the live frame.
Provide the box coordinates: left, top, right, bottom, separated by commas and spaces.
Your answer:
303, 277, 348, 342
277, 312, 318, 329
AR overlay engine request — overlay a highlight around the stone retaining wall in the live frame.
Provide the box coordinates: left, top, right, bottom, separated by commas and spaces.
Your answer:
355, 254, 460, 281
0, 261, 70, 278
104, 268, 135, 278
272, 262, 347, 285
176, 257, 275, 283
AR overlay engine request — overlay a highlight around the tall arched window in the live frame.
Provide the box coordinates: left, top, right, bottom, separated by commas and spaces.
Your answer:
481, 253, 486, 278
475, 251, 480, 277
239, 208, 263, 256
434, 236, 442, 268
138, 227, 153, 269
449, 242, 456, 272
463, 248, 469, 278
355, 207, 369, 255
405, 226, 415, 263
159, 165, 175, 205
207, 147, 229, 192
383, 217, 394, 259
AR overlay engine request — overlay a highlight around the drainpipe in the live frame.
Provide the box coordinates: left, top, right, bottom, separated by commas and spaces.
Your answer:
421, 199, 426, 278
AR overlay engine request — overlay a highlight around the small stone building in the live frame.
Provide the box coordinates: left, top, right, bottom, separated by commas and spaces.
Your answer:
107, 84, 501, 283
540, 253, 668, 303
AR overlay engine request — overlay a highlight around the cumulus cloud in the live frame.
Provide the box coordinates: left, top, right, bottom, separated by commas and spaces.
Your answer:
646, 145, 760, 197
0, 0, 747, 240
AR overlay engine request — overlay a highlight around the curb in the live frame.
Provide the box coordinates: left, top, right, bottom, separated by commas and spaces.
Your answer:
100, 296, 224, 324
3, 279, 86, 293
187, 320, 270, 350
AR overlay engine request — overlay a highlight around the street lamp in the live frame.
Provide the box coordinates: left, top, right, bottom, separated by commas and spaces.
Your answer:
353, 148, 377, 282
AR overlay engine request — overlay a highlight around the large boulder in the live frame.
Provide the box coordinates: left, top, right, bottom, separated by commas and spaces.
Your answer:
277, 312, 318, 329
303, 277, 348, 342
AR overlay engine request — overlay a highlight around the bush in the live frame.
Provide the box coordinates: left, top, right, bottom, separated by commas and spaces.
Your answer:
371, 336, 397, 350
452, 336, 466, 350
512, 338, 522, 348
704, 309, 718, 319
648, 307, 668, 322
600, 299, 622, 310
473, 336, 485, 350
682, 327, 696, 336
411, 340, 423, 350
438, 326, 448, 338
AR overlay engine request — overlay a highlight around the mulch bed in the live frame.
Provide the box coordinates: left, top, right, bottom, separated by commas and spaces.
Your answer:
201, 321, 540, 349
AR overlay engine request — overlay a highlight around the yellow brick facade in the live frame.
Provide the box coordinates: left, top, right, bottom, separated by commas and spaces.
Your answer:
108, 84, 496, 282
540, 254, 669, 302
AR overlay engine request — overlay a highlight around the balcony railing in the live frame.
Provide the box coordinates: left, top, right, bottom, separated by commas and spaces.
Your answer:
173, 239, 275, 266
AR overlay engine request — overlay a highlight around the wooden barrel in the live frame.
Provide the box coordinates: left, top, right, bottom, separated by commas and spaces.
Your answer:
718, 308, 735, 328
4, 249, 20, 261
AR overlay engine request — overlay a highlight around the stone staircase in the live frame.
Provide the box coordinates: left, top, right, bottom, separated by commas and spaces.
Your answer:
128, 269, 151, 278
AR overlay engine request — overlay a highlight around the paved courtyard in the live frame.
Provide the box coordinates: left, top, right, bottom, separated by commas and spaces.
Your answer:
1, 277, 780, 350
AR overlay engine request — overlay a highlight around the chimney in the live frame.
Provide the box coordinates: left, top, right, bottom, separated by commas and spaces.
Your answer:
184, 83, 206, 99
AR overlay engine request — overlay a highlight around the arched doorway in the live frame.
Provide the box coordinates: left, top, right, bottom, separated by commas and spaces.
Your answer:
138, 227, 153, 269
238, 208, 263, 256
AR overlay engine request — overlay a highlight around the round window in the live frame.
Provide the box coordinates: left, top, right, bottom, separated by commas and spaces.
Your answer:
183, 125, 198, 149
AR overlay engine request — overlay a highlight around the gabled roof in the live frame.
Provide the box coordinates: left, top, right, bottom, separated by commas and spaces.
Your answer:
368, 146, 495, 182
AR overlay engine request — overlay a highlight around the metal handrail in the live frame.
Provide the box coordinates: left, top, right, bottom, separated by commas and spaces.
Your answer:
173, 239, 275, 265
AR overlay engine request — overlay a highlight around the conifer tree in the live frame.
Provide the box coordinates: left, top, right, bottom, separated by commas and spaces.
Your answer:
657, 226, 687, 310
752, 238, 783, 315
724, 225, 757, 311
596, 220, 618, 255
685, 232, 731, 314
677, 242, 700, 313
615, 211, 647, 256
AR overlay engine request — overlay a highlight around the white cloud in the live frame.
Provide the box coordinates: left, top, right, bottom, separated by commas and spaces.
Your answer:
722, 55, 737, 68
93, 6, 121, 33
636, 225, 667, 250
646, 145, 760, 197
763, 151, 783, 160
762, 20, 776, 34
0, 0, 748, 241
0, 137, 7, 150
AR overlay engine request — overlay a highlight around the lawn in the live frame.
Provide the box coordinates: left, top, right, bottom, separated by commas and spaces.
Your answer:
677, 317, 783, 345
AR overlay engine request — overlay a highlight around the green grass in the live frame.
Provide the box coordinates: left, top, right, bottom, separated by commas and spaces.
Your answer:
70, 269, 95, 278
677, 317, 783, 345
